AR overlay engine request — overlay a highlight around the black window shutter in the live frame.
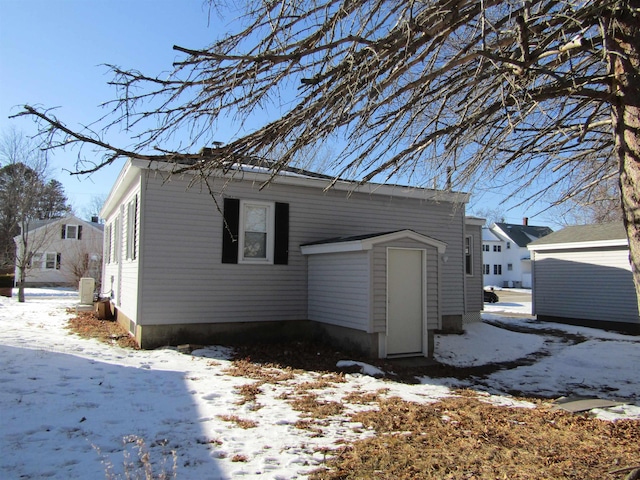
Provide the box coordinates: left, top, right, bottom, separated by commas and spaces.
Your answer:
77, 225, 83, 240
56, 253, 61, 270
274, 202, 289, 265
221, 198, 240, 264
61, 225, 66, 239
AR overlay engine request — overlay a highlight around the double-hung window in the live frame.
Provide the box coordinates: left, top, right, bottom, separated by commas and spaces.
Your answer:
239, 201, 274, 263
30, 252, 43, 269
126, 195, 138, 260
29, 252, 60, 269
222, 198, 289, 265
44, 252, 61, 270
465, 236, 473, 275
61, 224, 82, 240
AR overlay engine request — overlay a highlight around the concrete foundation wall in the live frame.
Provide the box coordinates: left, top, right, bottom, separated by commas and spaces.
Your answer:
439, 314, 464, 333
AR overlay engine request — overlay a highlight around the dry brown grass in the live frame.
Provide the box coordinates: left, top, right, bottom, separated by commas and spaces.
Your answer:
224, 358, 297, 382
311, 396, 640, 480
288, 392, 345, 419
234, 382, 263, 409
65, 320, 639, 479
66, 311, 139, 349
217, 414, 258, 429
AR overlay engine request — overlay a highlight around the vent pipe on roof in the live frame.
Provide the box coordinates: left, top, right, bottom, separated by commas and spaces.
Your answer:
523, 217, 529, 226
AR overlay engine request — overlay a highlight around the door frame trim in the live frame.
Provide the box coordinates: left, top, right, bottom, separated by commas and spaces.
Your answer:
385, 247, 428, 358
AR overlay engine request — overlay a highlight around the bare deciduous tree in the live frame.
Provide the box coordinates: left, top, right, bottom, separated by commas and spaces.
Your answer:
0, 129, 71, 301
12, 0, 640, 309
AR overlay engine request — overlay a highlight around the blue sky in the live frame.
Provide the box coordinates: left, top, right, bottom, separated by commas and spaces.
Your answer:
0, 0, 560, 227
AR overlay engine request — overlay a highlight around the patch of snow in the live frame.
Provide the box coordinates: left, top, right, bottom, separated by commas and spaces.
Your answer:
336, 360, 385, 376
0, 288, 638, 479
434, 322, 544, 367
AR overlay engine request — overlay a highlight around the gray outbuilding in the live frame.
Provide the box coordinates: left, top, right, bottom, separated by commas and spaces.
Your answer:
528, 223, 639, 333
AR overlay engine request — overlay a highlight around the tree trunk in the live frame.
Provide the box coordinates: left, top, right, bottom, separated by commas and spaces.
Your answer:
17, 265, 25, 303
608, 1, 640, 315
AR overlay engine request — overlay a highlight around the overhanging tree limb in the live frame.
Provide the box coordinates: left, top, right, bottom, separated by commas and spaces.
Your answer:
12, 0, 640, 311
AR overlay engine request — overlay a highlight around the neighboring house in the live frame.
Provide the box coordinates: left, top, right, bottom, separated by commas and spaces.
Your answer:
528, 223, 639, 334
14, 214, 104, 287
100, 156, 484, 357
482, 220, 553, 288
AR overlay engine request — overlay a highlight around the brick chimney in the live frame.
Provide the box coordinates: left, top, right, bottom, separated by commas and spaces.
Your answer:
523, 217, 529, 226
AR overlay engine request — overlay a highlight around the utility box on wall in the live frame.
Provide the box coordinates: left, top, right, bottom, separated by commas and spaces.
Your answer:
79, 277, 95, 305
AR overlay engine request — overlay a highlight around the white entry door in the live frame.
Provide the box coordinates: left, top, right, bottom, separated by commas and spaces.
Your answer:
386, 248, 425, 356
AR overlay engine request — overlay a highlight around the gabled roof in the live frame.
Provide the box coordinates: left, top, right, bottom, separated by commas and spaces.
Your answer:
300, 229, 447, 255
13, 214, 103, 239
493, 222, 553, 247
482, 227, 501, 242
528, 223, 628, 251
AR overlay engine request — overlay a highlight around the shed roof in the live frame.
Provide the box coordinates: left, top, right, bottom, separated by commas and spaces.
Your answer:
300, 229, 447, 255
528, 223, 628, 251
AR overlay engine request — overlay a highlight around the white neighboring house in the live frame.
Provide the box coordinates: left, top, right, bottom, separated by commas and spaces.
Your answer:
14, 214, 104, 287
482, 220, 553, 288
528, 223, 639, 333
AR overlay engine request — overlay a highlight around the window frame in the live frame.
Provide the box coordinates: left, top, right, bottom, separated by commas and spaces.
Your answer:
44, 252, 60, 270
126, 195, 138, 261
238, 200, 275, 264
104, 223, 112, 264
465, 235, 473, 275
30, 252, 43, 269
61, 224, 82, 240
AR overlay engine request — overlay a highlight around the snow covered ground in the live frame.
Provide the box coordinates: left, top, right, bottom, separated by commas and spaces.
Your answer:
1, 288, 638, 479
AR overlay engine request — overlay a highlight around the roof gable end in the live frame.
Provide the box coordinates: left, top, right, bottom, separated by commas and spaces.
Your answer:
301, 229, 447, 255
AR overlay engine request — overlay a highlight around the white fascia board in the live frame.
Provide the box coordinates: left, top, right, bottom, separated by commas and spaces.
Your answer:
301, 230, 448, 255
528, 239, 629, 252
465, 216, 486, 226
300, 241, 369, 255
129, 158, 470, 204
490, 225, 512, 242
100, 159, 139, 218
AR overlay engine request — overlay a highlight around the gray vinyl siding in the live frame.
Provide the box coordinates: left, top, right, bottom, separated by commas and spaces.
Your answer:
532, 247, 639, 324
135, 171, 466, 326
307, 252, 371, 330
465, 223, 483, 314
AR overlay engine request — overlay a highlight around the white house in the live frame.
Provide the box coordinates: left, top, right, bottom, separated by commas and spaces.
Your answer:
15, 214, 103, 287
482, 220, 553, 288
528, 223, 639, 333
100, 156, 485, 357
